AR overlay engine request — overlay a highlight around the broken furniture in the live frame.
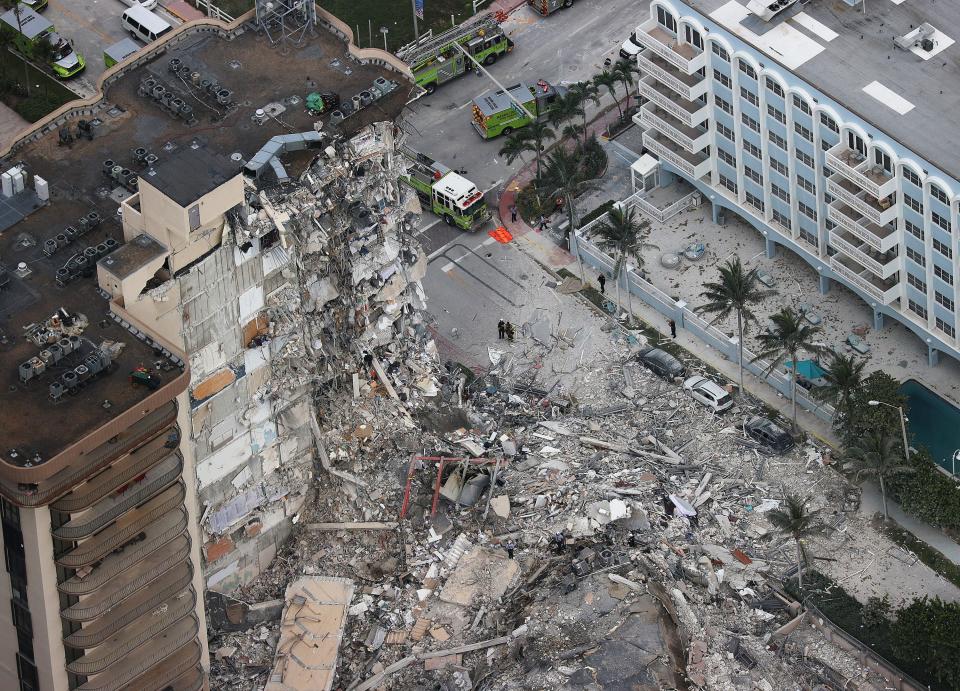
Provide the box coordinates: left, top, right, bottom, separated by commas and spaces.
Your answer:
756, 268, 776, 288
845, 334, 871, 354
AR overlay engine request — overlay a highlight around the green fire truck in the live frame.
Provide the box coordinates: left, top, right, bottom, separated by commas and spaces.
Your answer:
528, 0, 575, 16
397, 15, 513, 94
401, 150, 489, 231
0, 4, 85, 79
471, 79, 565, 139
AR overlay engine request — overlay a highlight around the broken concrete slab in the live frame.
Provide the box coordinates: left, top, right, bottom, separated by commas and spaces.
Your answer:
439, 546, 520, 607
490, 495, 510, 518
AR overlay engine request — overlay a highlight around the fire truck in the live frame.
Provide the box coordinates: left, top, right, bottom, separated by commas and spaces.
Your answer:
400, 150, 490, 231
470, 79, 565, 139
397, 14, 513, 94
527, 0, 575, 17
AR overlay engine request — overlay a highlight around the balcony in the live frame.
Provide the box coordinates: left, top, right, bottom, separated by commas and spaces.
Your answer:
76, 615, 199, 691
826, 143, 897, 199
67, 589, 196, 676
54, 453, 183, 540
634, 18, 706, 74
830, 254, 902, 305
637, 104, 709, 153
118, 644, 203, 691
827, 202, 899, 253
642, 130, 711, 180
637, 50, 707, 100
637, 75, 709, 128
826, 174, 897, 227
829, 229, 899, 279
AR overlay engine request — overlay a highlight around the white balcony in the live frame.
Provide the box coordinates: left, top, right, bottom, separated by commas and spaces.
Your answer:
828, 229, 899, 279
637, 50, 708, 101
830, 254, 902, 305
637, 76, 710, 129
642, 130, 711, 180
825, 143, 897, 200
634, 18, 706, 74
827, 202, 899, 253
637, 104, 710, 153
826, 174, 898, 227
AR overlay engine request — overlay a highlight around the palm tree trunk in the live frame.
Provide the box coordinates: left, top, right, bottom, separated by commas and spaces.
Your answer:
612, 89, 623, 120
736, 310, 744, 395
795, 539, 803, 589
614, 251, 623, 315
790, 349, 798, 431
625, 264, 633, 322
879, 475, 888, 520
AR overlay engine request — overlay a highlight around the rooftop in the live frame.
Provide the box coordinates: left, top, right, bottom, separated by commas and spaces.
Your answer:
683, 0, 960, 179
0, 23, 409, 487
99, 233, 167, 280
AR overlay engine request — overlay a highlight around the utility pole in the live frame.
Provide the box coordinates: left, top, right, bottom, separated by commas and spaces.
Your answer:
411, 0, 419, 38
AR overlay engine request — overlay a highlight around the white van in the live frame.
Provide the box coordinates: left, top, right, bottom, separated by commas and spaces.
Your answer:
121, 5, 172, 44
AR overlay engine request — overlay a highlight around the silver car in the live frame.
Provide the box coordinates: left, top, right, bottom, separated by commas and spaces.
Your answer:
683, 375, 734, 413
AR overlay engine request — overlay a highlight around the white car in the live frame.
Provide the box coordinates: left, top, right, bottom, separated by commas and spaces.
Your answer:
619, 32, 644, 59
121, 0, 159, 10
683, 375, 734, 413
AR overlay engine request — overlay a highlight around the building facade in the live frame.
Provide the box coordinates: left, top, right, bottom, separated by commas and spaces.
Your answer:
633, 0, 960, 366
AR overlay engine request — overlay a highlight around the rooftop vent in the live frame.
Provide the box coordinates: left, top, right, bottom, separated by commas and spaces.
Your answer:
894, 23, 939, 52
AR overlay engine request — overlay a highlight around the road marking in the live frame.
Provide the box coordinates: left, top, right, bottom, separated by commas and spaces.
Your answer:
481, 236, 497, 246
415, 218, 441, 236
483, 179, 503, 193
441, 262, 456, 273
458, 89, 489, 110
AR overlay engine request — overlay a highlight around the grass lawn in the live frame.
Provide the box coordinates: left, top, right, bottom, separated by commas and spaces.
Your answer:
0, 48, 75, 122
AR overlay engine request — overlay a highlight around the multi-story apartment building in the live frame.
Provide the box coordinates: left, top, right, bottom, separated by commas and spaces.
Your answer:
633, 0, 960, 366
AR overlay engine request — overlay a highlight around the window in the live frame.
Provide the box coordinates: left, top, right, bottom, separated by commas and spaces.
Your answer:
792, 94, 812, 115
820, 138, 832, 152
740, 86, 759, 106
656, 6, 677, 32
794, 122, 813, 142
936, 291, 955, 311
715, 95, 733, 114
936, 317, 956, 338
826, 218, 837, 231
770, 157, 788, 176
799, 227, 818, 248
767, 104, 785, 124
717, 148, 736, 167
931, 184, 950, 205
795, 149, 814, 169
745, 166, 763, 185
741, 112, 760, 132
712, 43, 729, 61
719, 173, 738, 193
907, 273, 927, 292
717, 122, 736, 141
1, 498, 20, 528
685, 26, 703, 50
906, 246, 926, 267
873, 149, 892, 173
768, 131, 787, 151
820, 113, 839, 133
772, 183, 790, 203
932, 210, 951, 232
765, 76, 784, 97
824, 193, 835, 205
847, 131, 867, 156
744, 140, 762, 160
905, 218, 925, 240
713, 69, 732, 89
798, 201, 818, 221
738, 59, 757, 79
796, 174, 815, 193
933, 237, 953, 259
902, 167, 921, 187
909, 299, 928, 319
16, 654, 38, 691
772, 209, 791, 228
935, 264, 954, 285
745, 191, 764, 212
904, 194, 924, 214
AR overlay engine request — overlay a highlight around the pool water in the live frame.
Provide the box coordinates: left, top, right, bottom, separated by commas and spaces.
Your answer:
899, 379, 960, 473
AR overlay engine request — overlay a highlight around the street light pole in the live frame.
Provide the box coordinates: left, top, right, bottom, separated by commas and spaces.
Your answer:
867, 400, 910, 461
411, 0, 419, 38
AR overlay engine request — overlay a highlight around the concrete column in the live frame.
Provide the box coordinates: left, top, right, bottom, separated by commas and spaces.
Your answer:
765, 236, 777, 259
711, 201, 720, 224
818, 274, 831, 295
659, 167, 675, 188
928, 343, 940, 367
675, 300, 688, 329
872, 308, 884, 331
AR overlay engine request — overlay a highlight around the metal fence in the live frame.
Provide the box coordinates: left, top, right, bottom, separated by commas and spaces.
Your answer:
194, 0, 236, 22
572, 232, 836, 423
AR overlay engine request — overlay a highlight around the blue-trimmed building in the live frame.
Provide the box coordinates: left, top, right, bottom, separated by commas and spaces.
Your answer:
633, 0, 960, 366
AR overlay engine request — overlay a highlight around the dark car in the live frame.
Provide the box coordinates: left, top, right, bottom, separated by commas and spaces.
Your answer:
637, 347, 686, 380
744, 416, 795, 454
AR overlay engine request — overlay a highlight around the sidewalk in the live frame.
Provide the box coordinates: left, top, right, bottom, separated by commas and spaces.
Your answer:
495, 113, 960, 570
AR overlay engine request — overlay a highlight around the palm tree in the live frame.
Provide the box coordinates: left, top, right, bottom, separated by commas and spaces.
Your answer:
520, 121, 555, 181
567, 81, 600, 147
613, 58, 641, 112
816, 352, 867, 427
498, 132, 534, 168
593, 70, 622, 121
767, 494, 819, 590
561, 122, 584, 143
844, 430, 914, 521
696, 258, 773, 395
541, 147, 597, 244
753, 307, 824, 432
593, 205, 649, 317
548, 92, 580, 141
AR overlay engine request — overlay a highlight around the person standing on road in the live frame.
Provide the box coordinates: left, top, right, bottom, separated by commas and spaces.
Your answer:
669, 319, 677, 338
510, 204, 517, 222
598, 274, 606, 294
498, 320, 506, 340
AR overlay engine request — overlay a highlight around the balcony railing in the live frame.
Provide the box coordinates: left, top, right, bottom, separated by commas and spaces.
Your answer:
826, 174, 897, 227
830, 255, 902, 305
634, 18, 706, 74
828, 230, 899, 279
118, 644, 203, 691
636, 76, 709, 128
637, 50, 707, 100
826, 203, 899, 253
642, 130, 711, 180
637, 104, 709, 153
825, 143, 897, 199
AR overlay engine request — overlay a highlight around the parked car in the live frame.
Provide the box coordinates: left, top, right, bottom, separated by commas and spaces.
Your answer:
637, 347, 686, 380
683, 375, 734, 413
619, 32, 644, 59
121, 0, 159, 9
744, 416, 795, 454
21, 0, 48, 11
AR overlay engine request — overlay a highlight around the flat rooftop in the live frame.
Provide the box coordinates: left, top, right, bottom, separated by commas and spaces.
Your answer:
685, 0, 960, 179
142, 146, 239, 208
0, 25, 409, 469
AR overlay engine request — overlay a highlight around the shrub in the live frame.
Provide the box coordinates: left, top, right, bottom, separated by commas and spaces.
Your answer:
891, 597, 960, 688
14, 94, 63, 122
514, 182, 552, 224
577, 134, 608, 180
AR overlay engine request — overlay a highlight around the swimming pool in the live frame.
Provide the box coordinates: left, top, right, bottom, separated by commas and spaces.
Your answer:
899, 379, 960, 474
